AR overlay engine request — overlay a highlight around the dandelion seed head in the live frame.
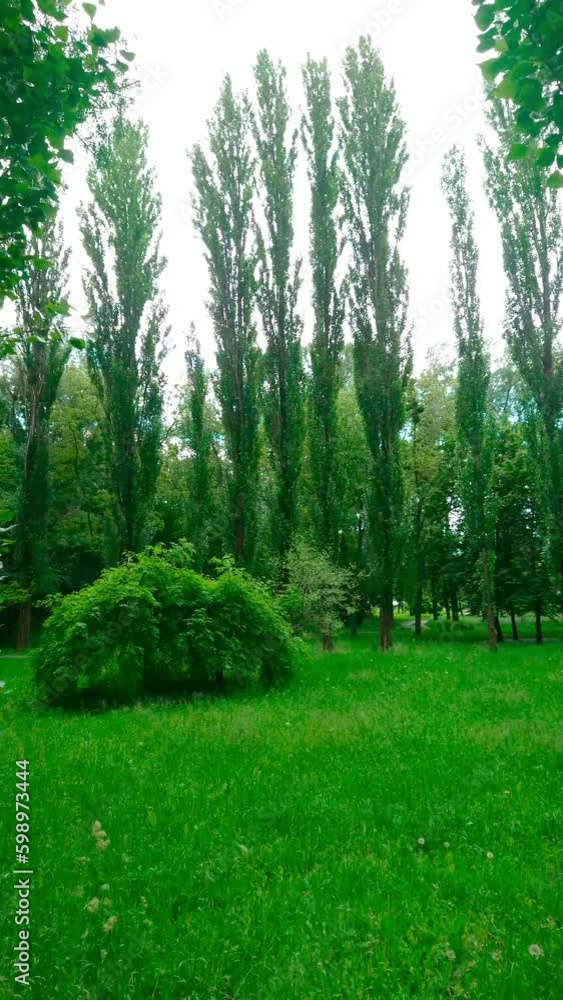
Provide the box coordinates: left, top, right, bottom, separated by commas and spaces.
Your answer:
528, 943, 544, 959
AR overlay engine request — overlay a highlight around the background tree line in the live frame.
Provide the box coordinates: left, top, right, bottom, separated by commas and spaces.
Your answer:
1, 36, 562, 652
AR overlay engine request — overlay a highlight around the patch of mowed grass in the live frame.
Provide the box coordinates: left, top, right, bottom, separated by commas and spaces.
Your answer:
1, 636, 562, 998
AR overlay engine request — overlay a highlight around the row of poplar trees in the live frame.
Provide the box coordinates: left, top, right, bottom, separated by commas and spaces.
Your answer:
4, 37, 563, 652
191, 40, 412, 650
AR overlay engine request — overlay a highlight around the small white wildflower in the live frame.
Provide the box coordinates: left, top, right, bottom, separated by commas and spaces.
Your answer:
491, 951, 501, 962
486, 851, 494, 860
528, 943, 544, 959
445, 949, 456, 961
418, 837, 426, 847
443, 841, 450, 849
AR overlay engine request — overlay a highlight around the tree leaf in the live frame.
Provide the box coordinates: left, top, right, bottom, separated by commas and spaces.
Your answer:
507, 143, 529, 162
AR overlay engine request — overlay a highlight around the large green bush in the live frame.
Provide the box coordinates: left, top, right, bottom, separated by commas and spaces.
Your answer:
35, 545, 296, 705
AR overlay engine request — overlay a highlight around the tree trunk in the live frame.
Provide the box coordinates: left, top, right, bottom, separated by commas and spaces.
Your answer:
452, 591, 460, 622
16, 599, 32, 652
444, 593, 451, 621
535, 599, 543, 644
494, 613, 504, 643
322, 629, 334, 651
414, 579, 423, 637
481, 548, 497, 652
379, 591, 394, 651
510, 605, 519, 641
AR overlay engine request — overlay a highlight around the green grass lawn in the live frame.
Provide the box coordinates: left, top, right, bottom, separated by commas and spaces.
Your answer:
1, 632, 562, 998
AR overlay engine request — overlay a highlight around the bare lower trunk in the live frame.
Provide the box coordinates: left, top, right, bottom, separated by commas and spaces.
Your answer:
17, 599, 32, 652
452, 591, 460, 622
445, 593, 451, 621
414, 579, 423, 637
510, 604, 519, 641
322, 630, 334, 651
379, 592, 394, 652
481, 548, 497, 652
535, 599, 543, 645
494, 613, 504, 643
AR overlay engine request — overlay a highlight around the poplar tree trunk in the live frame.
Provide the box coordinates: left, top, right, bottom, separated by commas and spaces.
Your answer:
380, 590, 394, 651
481, 548, 498, 652
494, 614, 504, 643
16, 599, 32, 652
414, 578, 423, 637
452, 592, 460, 622
510, 605, 519, 641
535, 600, 543, 644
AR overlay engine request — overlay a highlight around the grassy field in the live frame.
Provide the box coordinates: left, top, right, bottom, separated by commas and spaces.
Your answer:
1, 629, 562, 998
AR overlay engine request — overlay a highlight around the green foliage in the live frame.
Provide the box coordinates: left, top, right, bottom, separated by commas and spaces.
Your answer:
481, 101, 563, 595
0, 0, 127, 318
403, 356, 458, 629
302, 58, 345, 556
492, 417, 556, 620
253, 51, 304, 559
475, 0, 563, 184
4, 221, 72, 647
442, 146, 497, 649
282, 540, 356, 648
183, 331, 217, 570
338, 36, 412, 650
47, 361, 112, 590
80, 117, 167, 556
191, 79, 261, 566
35, 544, 295, 705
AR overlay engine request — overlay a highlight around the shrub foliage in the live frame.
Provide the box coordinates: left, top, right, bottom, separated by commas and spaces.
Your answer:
35, 545, 295, 705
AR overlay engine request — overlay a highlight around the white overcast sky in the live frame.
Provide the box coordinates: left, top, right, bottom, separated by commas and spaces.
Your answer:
59, 0, 506, 380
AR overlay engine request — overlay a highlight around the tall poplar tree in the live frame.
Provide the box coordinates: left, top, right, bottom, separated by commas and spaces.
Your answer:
302, 56, 345, 557
442, 146, 497, 651
80, 117, 167, 557
252, 51, 304, 561
10, 223, 71, 648
185, 330, 214, 571
481, 102, 563, 601
191, 77, 260, 567
338, 37, 411, 651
